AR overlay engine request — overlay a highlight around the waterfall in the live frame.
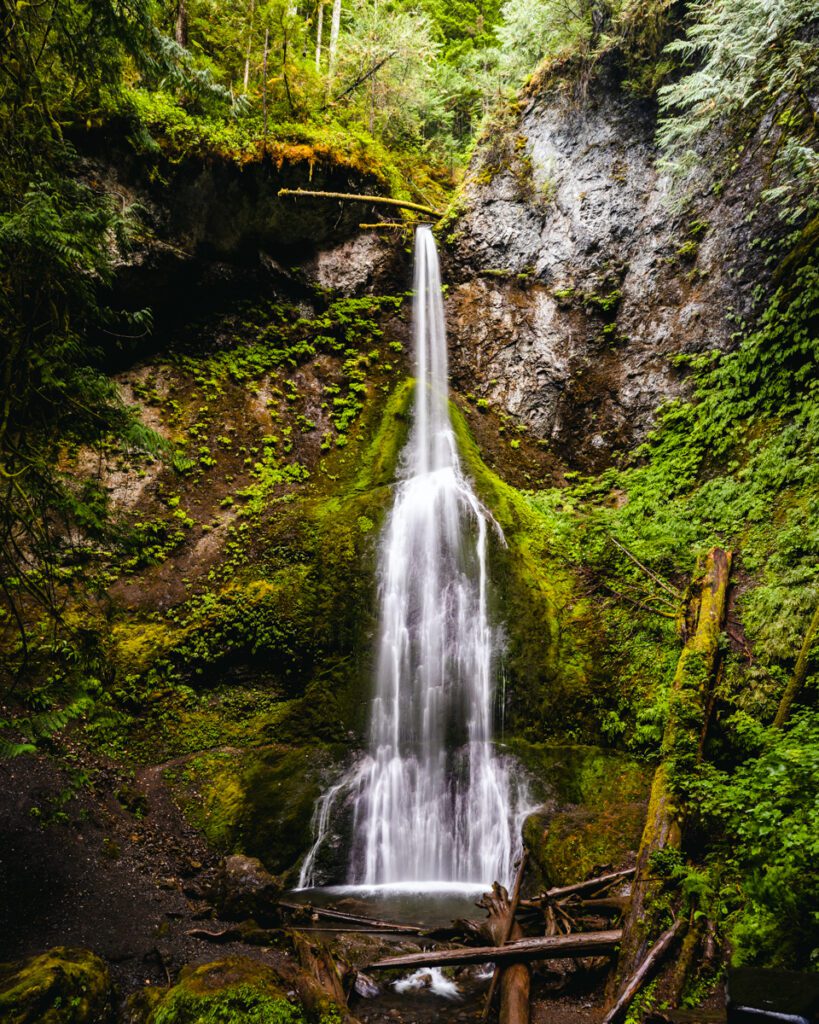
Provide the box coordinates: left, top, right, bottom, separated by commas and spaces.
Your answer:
298, 226, 524, 889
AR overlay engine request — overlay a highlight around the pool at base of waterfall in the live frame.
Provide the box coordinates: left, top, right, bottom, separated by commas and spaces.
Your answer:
291, 882, 490, 926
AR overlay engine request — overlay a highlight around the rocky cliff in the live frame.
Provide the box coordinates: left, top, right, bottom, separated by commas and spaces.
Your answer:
445, 61, 778, 469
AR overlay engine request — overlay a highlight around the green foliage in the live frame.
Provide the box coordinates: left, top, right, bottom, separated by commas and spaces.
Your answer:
685, 711, 819, 967
657, 0, 819, 214
524, 250, 819, 967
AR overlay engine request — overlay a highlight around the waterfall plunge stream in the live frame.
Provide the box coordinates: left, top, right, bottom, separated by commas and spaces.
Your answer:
299, 226, 525, 889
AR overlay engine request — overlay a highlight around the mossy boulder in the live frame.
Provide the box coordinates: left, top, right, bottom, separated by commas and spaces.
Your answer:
138, 957, 306, 1024
0, 947, 111, 1024
172, 744, 347, 880
512, 742, 651, 889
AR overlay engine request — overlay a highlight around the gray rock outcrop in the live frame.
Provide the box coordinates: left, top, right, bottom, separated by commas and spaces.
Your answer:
445, 64, 775, 468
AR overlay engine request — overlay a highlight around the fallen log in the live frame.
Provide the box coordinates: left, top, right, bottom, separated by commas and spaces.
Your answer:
277, 188, 442, 218
602, 919, 684, 1024
481, 854, 530, 1024
278, 900, 422, 934
368, 930, 623, 970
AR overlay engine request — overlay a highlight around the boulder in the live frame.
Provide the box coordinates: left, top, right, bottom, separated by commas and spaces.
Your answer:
214, 854, 283, 922
134, 957, 304, 1024
510, 742, 651, 890
0, 947, 111, 1024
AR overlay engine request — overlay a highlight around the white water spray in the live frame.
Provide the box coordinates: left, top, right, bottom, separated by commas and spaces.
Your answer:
299, 226, 525, 889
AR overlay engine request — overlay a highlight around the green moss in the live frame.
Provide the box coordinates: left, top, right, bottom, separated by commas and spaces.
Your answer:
0, 947, 111, 1024
170, 743, 346, 877
513, 743, 651, 888
450, 404, 593, 738
143, 958, 305, 1024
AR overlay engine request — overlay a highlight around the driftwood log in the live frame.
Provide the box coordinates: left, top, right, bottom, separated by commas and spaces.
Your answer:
607, 548, 731, 1007
278, 900, 422, 934
522, 868, 635, 908
368, 930, 623, 970
480, 862, 530, 1024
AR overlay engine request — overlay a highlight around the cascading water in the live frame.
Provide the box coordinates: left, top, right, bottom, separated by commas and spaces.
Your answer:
298, 226, 525, 890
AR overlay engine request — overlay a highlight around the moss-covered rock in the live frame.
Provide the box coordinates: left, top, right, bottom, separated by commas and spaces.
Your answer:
170, 743, 347, 879
138, 958, 306, 1024
451, 403, 595, 739
0, 947, 111, 1024
512, 742, 651, 889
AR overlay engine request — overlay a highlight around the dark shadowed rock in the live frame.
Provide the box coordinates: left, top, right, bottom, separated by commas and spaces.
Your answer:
214, 854, 283, 922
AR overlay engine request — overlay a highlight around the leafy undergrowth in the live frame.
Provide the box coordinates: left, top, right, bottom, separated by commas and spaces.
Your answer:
123, 88, 451, 214
524, 257, 819, 968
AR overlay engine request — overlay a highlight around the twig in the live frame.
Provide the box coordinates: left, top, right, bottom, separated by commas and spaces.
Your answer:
608, 535, 681, 599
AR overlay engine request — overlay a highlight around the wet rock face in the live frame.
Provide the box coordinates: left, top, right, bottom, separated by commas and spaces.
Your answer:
446, 71, 768, 468
82, 136, 407, 337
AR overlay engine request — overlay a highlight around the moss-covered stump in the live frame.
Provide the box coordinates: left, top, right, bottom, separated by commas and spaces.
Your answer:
0, 947, 111, 1024
134, 958, 308, 1024
513, 743, 651, 889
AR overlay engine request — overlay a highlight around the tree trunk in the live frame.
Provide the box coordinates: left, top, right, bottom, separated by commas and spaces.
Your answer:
315, 2, 324, 70
481, 858, 530, 1024
607, 548, 731, 1003
262, 27, 269, 147
326, 0, 342, 99
175, 0, 188, 47
602, 919, 685, 1024
243, 0, 256, 92
774, 602, 819, 727
289, 931, 360, 1023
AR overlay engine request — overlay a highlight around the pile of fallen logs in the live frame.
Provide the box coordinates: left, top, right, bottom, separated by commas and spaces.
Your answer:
274, 863, 645, 1024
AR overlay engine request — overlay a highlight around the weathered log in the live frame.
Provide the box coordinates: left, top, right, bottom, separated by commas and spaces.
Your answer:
368, 930, 623, 970
277, 188, 442, 218
602, 919, 685, 1024
482, 854, 530, 1024
608, 548, 731, 1003
667, 918, 703, 1008
278, 900, 422, 933
524, 868, 636, 906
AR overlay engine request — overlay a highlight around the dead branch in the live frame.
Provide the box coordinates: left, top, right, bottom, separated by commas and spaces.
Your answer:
608, 535, 681, 599
278, 900, 422, 933
278, 188, 442, 218
602, 919, 685, 1024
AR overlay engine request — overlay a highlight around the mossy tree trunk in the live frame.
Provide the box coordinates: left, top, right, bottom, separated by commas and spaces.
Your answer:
606, 547, 732, 1006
